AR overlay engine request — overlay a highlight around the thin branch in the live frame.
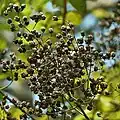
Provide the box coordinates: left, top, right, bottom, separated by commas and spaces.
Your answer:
32, 22, 37, 30
63, 0, 67, 25
71, 96, 90, 120
62, 95, 82, 115
0, 80, 13, 90
0, 91, 35, 120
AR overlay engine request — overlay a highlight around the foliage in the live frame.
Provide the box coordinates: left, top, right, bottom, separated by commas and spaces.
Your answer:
0, 0, 119, 120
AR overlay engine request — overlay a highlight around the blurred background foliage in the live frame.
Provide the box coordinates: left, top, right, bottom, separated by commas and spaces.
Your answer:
0, 0, 120, 120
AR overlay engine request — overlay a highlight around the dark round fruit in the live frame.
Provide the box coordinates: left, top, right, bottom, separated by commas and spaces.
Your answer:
7, 18, 12, 24
52, 16, 58, 21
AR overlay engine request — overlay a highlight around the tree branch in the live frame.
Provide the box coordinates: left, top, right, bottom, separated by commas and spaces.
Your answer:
0, 90, 35, 120
63, 0, 67, 25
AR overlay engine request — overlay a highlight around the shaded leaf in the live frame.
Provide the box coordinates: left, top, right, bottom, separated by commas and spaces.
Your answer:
69, 0, 86, 16
31, 0, 49, 11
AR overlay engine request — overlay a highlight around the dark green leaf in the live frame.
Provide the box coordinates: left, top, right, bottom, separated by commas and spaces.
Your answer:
69, 0, 86, 16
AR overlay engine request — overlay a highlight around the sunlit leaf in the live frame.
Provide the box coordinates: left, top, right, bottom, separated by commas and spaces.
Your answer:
66, 11, 82, 25
37, 115, 48, 120
31, 0, 49, 11
0, 107, 7, 120
9, 106, 23, 119
92, 8, 111, 18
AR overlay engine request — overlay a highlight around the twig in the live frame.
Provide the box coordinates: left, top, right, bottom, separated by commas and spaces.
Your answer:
0, 91, 35, 120
62, 95, 82, 115
0, 80, 13, 90
63, 0, 67, 25
33, 22, 37, 30
71, 96, 90, 120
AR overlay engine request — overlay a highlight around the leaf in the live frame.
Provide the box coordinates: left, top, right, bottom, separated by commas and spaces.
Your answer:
66, 11, 82, 25
9, 106, 23, 119
37, 115, 48, 120
31, 0, 49, 11
69, 0, 86, 16
92, 8, 111, 18
0, 23, 9, 30
0, 39, 7, 50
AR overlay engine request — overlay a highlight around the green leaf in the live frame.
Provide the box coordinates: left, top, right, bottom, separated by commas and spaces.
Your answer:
66, 11, 82, 25
92, 8, 111, 18
69, 0, 86, 16
37, 115, 48, 120
9, 106, 23, 119
31, 0, 49, 11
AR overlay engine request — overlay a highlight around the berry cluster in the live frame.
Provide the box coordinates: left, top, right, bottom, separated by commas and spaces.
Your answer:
97, 0, 120, 54
0, 2, 117, 120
